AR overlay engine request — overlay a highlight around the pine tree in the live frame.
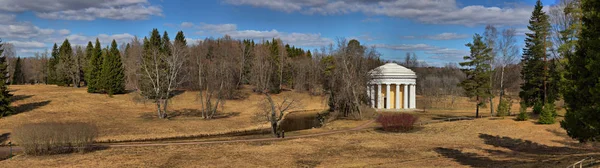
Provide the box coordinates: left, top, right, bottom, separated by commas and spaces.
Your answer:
86, 39, 103, 93
519, 0, 553, 110
47, 43, 59, 85
459, 34, 493, 118
0, 41, 13, 117
11, 57, 24, 85
561, 0, 600, 142
100, 40, 125, 96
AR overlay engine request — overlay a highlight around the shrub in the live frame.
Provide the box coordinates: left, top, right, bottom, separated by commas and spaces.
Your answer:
496, 98, 512, 117
533, 101, 543, 114
12, 122, 98, 155
516, 105, 529, 121
376, 113, 419, 132
538, 103, 556, 124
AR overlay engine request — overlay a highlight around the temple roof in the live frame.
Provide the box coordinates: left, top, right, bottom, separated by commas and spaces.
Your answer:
370, 63, 417, 78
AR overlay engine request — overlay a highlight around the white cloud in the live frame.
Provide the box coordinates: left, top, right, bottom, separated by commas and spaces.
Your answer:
0, 0, 162, 20
62, 33, 135, 46
7, 40, 46, 48
58, 29, 70, 35
224, 0, 532, 26
374, 43, 469, 62
515, 28, 531, 36
180, 22, 195, 28
0, 13, 15, 23
401, 33, 469, 40
0, 23, 55, 39
424, 33, 469, 40
199, 23, 238, 33
197, 23, 333, 47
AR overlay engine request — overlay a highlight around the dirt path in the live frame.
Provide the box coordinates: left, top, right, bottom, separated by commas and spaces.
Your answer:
107, 119, 375, 147
0, 120, 375, 159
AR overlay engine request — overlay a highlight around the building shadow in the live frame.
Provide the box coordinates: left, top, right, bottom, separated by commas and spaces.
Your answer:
14, 100, 51, 114
10, 95, 33, 102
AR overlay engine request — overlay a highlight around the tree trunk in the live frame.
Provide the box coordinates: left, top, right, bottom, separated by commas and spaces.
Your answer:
163, 97, 169, 119
156, 100, 162, 119
476, 95, 480, 118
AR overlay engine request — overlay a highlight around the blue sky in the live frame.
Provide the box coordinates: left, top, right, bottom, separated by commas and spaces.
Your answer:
0, 0, 558, 66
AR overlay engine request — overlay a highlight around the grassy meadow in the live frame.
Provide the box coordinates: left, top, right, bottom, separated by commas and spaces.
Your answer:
1, 85, 596, 167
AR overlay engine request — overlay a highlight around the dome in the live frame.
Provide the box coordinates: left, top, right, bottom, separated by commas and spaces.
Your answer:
370, 63, 416, 78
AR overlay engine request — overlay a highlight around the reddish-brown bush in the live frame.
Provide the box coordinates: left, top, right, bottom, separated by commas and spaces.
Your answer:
376, 113, 419, 132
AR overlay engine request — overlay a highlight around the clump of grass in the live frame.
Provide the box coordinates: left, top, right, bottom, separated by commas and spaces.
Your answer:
376, 113, 419, 132
12, 122, 98, 155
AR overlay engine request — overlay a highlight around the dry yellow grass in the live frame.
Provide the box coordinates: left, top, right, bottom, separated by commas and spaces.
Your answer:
2, 85, 595, 167
3, 116, 594, 167
0, 85, 327, 142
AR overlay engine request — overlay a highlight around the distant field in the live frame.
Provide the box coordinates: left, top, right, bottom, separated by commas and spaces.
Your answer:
0, 85, 328, 142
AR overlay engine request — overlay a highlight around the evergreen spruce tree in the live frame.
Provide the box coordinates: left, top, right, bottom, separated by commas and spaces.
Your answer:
0, 41, 13, 117
175, 31, 186, 45
519, 0, 553, 110
561, 0, 600, 142
100, 40, 125, 96
11, 57, 24, 84
47, 43, 59, 85
84, 41, 94, 87
58, 39, 73, 86
459, 34, 494, 118
86, 39, 103, 93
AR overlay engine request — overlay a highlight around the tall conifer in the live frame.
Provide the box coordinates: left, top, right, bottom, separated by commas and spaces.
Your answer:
0, 41, 13, 117
561, 0, 600, 142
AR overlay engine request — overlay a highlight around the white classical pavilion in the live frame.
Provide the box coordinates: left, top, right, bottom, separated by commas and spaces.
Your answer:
368, 63, 417, 110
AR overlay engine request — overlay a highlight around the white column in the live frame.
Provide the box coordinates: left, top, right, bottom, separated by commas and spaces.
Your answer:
370, 85, 375, 108
395, 84, 400, 109
377, 84, 382, 109
403, 84, 409, 109
385, 83, 391, 109
410, 84, 416, 109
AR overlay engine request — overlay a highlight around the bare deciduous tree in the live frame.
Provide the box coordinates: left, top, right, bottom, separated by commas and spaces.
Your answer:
257, 92, 300, 137
497, 28, 519, 101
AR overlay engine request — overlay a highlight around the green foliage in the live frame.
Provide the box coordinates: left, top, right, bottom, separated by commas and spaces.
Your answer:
86, 39, 103, 93
496, 98, 512, 117
99, 40, 126, 96
47, 43, 60, 85
515, 105, 529, 121
519, 0, 554, 107
58, 39, 73, 86
0, 41, 13, 117
561, 0, 600, 143
538, 103, 556, 124
11, 57, 25, 85
533, 101, 543, 114
459, 34, 493, 118
139, 29, 169, 99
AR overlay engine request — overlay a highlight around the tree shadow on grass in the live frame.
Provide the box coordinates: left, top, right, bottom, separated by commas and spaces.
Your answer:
435, 134, 600, 167
10, 95, 33, 102
479, 133, 595, 155
14, 100, 51, 114
0, 133, 9, 144
435, 147, 527, 168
